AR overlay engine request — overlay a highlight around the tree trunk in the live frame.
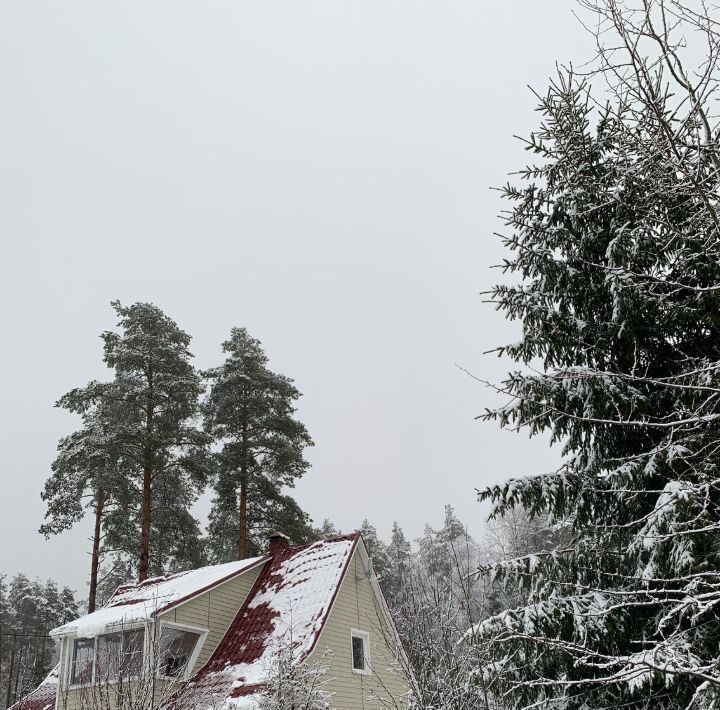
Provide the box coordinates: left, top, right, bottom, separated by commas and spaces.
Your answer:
139, 367, 154, 582
5, 635, 16, 709
238, 412, 249, 560
36, 619, 47, 689
88, 488, 106, 613
11, 641, 23, 707
139, 465, 152, 581
238, 474, 248, 560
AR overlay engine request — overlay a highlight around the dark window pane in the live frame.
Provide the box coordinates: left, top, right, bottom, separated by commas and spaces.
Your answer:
71, 639, 95, 685
121, 629, 145, 677
96, 633, 122, 681
158, 628, 201, 678
352, 635, 365, 671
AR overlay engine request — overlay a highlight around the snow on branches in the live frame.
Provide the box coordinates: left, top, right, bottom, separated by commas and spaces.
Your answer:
475, 1, 720, 708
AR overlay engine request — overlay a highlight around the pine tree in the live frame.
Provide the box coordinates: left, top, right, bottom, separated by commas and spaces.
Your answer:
56, 301, 209, 582
475, 3, 720, 707
41, 393, 130, 612
0, 577, 10, 710
418, 506, 472, 580
203, 328, 313, 560
438, 505, 465, 545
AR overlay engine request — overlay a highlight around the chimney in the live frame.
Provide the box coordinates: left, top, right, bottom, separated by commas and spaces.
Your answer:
268, 531, 290, 555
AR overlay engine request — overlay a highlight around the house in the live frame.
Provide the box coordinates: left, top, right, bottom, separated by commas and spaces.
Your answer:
11, 532, 409, 710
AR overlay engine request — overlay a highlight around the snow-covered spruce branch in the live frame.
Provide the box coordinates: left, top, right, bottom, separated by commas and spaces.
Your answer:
463, 367, 720, 431
476, 1, 720, 708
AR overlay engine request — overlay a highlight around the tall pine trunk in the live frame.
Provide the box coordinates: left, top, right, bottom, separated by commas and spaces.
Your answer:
5, 635, 16, 709
238, 474, 248, 559
139, 369, 154, 582
88, 488, 106, 613
139, 465, 151, 581
237, 414, 249, 560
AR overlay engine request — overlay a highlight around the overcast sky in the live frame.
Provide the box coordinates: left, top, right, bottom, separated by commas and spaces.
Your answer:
0, 1, 587, 596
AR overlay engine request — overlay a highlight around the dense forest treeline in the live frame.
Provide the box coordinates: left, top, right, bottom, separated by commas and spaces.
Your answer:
0, 575, 78, 710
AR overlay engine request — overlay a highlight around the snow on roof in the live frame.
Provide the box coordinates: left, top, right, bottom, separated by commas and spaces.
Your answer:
8, 667, 58, 710
52, 556, 266, 639
166, 533, 359, 710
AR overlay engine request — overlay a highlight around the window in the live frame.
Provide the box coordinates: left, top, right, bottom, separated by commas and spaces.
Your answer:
95, 633, 122, 681
69, 629, 145, 686
70, 638, 95, 685
157, 626, 202, 679
96, 629, 144, 680
121, 629, 145, 676
350, 629, 370, 675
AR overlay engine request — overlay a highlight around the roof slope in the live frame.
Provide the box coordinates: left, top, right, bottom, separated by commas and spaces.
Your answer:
53, 556, 266, 638
14, 534, 359, 710
167, 533, 359, 710
7, 667, 58, 710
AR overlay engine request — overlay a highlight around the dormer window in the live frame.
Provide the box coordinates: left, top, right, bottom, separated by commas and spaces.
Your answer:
70, 629, 145, 686
350, 629, 371, 675
70, 639, 95, 685
97, 629, 144, 680
157, 624, 205, 679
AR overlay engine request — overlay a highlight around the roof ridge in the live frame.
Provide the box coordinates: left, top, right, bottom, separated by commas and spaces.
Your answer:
164, 533, 361, 710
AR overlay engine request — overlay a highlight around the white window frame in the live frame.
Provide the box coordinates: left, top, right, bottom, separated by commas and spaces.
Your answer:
65, 623, 148, 689
153, 620, 208, 682
350, 628, 371, 676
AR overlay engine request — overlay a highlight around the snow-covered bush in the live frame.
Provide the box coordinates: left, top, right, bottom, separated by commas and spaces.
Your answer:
252, 647, 334, 710
379, 514, 501, 710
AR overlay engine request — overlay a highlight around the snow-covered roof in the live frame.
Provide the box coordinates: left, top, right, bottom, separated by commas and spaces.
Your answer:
166, 533, 360, 710
52, 556, 266, 638
16, 534, 361, 710
8, 667, 58, 710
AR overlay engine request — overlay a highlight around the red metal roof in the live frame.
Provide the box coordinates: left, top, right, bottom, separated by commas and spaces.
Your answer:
8, 670, 58, 710
12, 534, 360, 710
166, 533, 360, 710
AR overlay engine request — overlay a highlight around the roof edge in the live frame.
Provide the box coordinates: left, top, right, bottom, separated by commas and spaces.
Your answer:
50, 555, 271, 637
153, 554, 271, 618
297, 531, 361, 664
354, 535, 416, 684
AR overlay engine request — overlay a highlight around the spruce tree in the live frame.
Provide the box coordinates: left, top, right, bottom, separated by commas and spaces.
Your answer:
203, 328, 313, 560
0, 575, 78, 709
476, 2, 720, 707
316, 519, 340, 537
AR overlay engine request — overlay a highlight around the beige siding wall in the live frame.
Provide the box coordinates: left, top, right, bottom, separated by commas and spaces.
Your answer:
57, 561, 264, 710
307, 550, 408, 710
160, 561, 263, 674
56, 674, 173, 710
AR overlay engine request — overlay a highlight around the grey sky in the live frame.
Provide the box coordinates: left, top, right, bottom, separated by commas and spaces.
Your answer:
1, 1, 585, 595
